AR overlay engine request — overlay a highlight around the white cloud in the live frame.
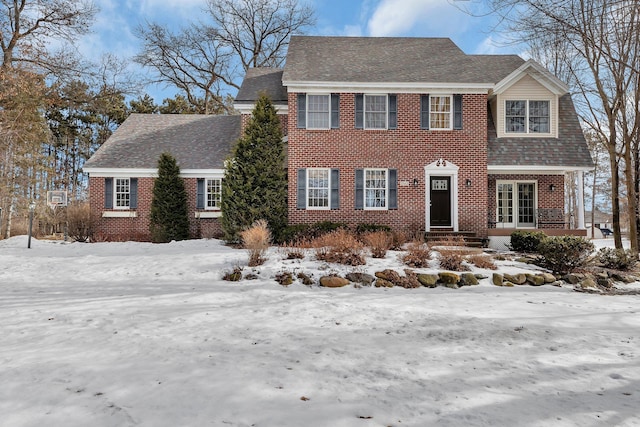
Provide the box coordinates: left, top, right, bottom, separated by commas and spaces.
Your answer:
366, 0, 472, 37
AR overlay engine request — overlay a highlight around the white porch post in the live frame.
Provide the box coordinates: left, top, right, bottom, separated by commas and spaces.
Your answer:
576, 170, 586, 229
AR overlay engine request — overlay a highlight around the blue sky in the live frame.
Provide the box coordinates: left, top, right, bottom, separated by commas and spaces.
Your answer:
80, 0, 517, 102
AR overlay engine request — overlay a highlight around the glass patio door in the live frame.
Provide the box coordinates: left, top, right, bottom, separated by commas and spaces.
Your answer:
496, 181, 536, 228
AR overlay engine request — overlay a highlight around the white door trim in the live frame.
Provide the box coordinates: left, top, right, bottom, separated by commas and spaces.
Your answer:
425, 158, 459, 232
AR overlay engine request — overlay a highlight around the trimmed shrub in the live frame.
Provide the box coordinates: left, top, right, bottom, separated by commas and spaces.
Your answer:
239, 220, 271, 266
277, 221, 347, 244
149, 152, 190, 243
401, 241, 431, 268
597, 247, 638, 270
509, 230, 546, 253
537, 235, 594, 274
355, 223, 392, 234
363, 231, 393, 258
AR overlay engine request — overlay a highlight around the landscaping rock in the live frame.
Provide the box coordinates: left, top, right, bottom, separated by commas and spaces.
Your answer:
460, 272, 479, 286
541, 272, 556, 283
438, 272, 460, 285
320, 276, 350, 288
492, 273, 504, 287
504, 273, 527, 285
374, 278, 394, 288
550, 280, 565, 287
502, 281, 515, 287
442, 282, 459, 289
417, 273, 439, 288
579, 278, 598, 289
525, 274, 545, 286
563, 274, 581, 285
345, 272, 375, 285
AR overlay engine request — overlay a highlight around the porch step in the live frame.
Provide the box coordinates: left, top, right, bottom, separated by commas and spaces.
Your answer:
424, 231, 486, 248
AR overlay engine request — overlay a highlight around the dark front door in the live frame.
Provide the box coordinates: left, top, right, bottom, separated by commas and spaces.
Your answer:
430, 176, 451, 227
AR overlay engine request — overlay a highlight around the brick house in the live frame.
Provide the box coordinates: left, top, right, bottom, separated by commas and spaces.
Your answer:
84, 36, 593, 245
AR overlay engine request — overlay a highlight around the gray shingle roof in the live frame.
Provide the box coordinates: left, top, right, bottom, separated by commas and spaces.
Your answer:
282, 36, 523, 84
236, 68, 287, 104
84, 114, 241, 170
488, 95, 593, 168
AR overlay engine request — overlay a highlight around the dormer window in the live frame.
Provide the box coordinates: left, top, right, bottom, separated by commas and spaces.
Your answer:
505, 100, 550, 134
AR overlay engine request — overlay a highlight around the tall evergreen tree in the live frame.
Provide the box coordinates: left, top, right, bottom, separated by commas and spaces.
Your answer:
221, 94, 287, 242
149, 153, 190, 242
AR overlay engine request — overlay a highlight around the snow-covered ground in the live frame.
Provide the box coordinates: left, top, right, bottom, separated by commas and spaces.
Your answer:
1, 236, 639, 427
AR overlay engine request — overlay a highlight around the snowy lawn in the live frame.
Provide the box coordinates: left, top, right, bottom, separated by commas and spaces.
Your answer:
1, 237, 639, 427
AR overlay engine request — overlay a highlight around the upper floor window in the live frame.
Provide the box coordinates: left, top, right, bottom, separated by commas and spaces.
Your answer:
365, 95, 387, 129
430, 95, 452, 130
297, 93, 339, 129
505, 100, 550, 133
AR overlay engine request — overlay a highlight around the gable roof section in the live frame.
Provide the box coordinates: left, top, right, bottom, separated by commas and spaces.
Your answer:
235, 67, 287, 106
84, 114, 241, 171
488, 94, 593, 170
282, 36, 524, 88
493, 59, 569, 95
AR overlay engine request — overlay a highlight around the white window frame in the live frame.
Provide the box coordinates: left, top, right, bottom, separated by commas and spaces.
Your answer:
430, 95, 453, 130
496, 180, 538, 228
114, 178, 130, 210
364, 168, 388, 210
206, 178, 222, 210
306, 94, 331, 129
364, 94, 387, 130
306, 168, 331, 210
505, 100, 551, 134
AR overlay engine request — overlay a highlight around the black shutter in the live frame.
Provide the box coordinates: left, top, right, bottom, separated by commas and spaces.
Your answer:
331, 94, 340, 129
197, 178, 205, 209
104, 178, 113, 209
420, 94, 430, 130
453, 94, 463, 130
129, 178, 138, 209
297, 169, 306, 209
355, 169, 364, 210
388, 169, 397, 210
297, 93, 306, 128
355, 94, 364, 129
330, 169, 340, 209
388, 94, 397, 129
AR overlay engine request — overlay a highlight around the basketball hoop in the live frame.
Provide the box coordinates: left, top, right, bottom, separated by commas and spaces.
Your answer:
47, 191, 68, 210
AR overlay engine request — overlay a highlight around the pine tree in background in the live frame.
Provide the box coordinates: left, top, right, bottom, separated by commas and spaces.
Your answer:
221, 94, 287, 242
150, 152, 190, 242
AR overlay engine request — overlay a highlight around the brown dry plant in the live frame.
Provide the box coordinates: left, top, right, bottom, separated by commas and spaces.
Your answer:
240, 219, 271, 266
363, 231, 393, 258
401, 241, 431, 268
313, 229, 365, 265
467, 254, 497, 270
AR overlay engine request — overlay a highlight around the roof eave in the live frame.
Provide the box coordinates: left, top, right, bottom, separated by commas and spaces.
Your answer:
283, 80, 494, 94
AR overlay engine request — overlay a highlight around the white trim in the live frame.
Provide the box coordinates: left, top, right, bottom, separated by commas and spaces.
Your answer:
234, 103, 288, 114
84, 168, 225, 178
102, 211, 137, 218
306, 168, 331, 210
424, 159, 459, 232
488, 166, 591, 173
195, 211, 222, 219
493, 60, 569, 95
363, 168, 389, 210
204, 178, 223, 210
284, 81, 493, 93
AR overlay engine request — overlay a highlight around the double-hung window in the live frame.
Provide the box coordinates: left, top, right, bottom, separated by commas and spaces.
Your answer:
206, 178, 222, 209
307, 168, 330, 209
430, 95, 452, 130
365, 169, 387, 208
307, 95, 330, 129
505, 100, 550, 133
364, 95, 387, 129
115, 178, 130, 208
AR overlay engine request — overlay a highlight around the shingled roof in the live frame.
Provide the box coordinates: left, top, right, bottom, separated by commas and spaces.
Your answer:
488, 95, 593, 169
235, 68, 287, 106
282, 36, 523, 85
84, 114, 241, 170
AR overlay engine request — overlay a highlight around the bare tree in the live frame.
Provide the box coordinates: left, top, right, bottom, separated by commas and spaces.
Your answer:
473, 0, 640, 251
134, 0, 315, 113
0, 0, 97, 74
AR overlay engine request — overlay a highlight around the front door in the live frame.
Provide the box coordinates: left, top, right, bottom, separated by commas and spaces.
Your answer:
430, 176, 451, 227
